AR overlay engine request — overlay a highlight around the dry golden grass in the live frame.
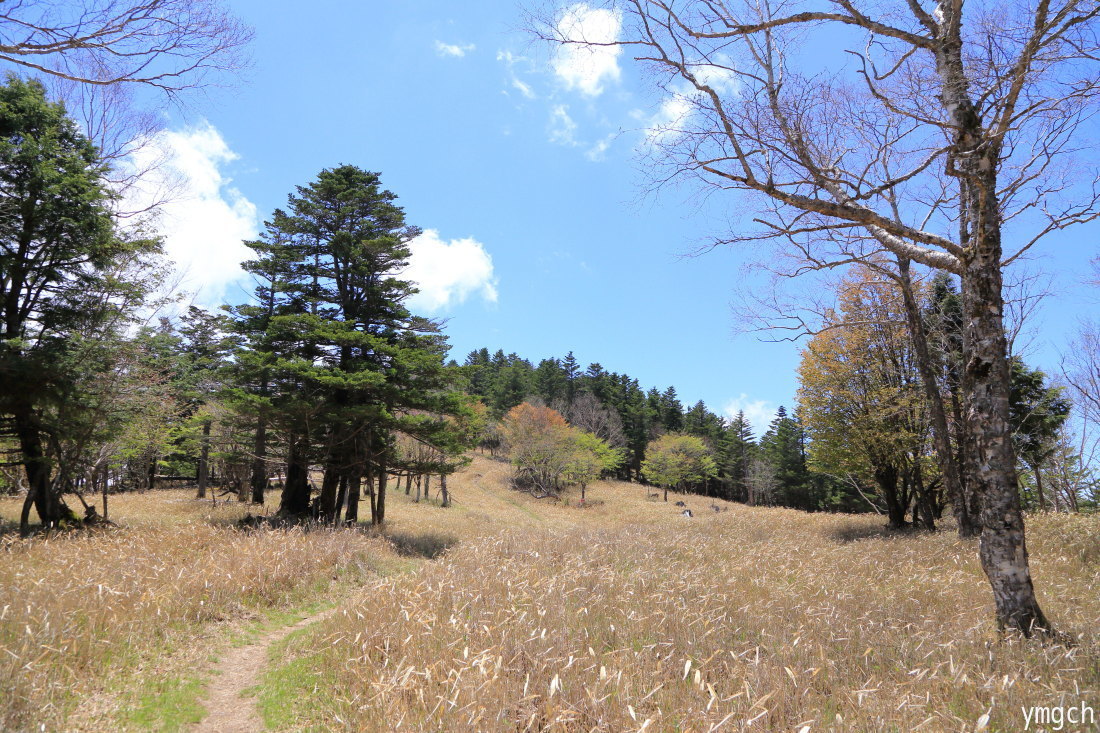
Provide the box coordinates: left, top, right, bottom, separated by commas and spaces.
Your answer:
1, 456, 1098, 732
0, 490, 397, 731
275, 456, 1100, 732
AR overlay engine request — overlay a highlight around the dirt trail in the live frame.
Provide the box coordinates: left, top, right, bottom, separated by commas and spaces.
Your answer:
192, 608, 336, 733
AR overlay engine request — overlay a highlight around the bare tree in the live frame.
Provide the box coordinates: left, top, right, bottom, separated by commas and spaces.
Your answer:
745, 455, 777, 506
0, 1, 251, 94
0, 0, 252, 209
536, 0, 1100, 637
554, 392, 627, 447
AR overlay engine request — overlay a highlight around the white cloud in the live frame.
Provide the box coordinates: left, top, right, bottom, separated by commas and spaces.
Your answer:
123, 123, 258, 304
643, 92, 696, 146
405, 229, 498, 313
552, 4, 622, 96
585, 133, 615, 161
722, 394, 776, 437
498, 50, 538, 100
549, 104, 579, 146
435, 40, 475, 58
643, 61, 739, 146
511, 77, 536, 99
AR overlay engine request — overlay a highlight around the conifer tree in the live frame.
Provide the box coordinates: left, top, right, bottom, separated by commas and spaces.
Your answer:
0, 77, 160, 530
229, 165, 468, 523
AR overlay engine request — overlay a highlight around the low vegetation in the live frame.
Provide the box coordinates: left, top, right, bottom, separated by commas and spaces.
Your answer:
0, 493, 394, 731
5, 456, 1091, 731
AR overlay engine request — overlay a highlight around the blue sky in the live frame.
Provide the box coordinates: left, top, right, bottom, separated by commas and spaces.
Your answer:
132, 0, 1097, 435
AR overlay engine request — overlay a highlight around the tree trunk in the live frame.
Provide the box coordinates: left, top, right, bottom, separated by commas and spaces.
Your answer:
375, 465, 388, 526
317, 454, 340, 522
1032, 463, 1047, 512
441, 473, 450, 508
146, 453, 157, 493
101, 463, 109, 521
367, 465, 377, 524
345, 471, 361, 524
196, 418, 211, 499
897, 259, 975, 537
13, 403, 74, 532
933, 3, 1052, 637
875, 465, 906, 529
279, 435, 312, 516
334, 474, 348, 524
961, 234, 1051, 637
250, 418, 267, 504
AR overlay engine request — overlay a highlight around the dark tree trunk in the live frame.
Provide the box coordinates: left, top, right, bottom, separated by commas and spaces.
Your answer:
897, 259, 975, 537
146, 453, 157, 492
13, 404, 74, 533
250, 418, 267, 504
317, 452, 340, 522
440, 473, 450, 508
367, 465, 377, 524
196, 419, 211, 499
334, 474, 348, 524
875, 465, 906, 529
345, 471, 361, 524
279, 435, 312, 516
374, 465, 388, 526
101, 464, 109, 521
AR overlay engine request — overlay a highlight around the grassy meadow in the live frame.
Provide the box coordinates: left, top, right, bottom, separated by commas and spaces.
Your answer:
2, 455, 1099, 731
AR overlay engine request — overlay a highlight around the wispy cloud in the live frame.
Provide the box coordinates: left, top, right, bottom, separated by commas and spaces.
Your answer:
498, 50, 538, 100
549, 104, 579, 146
435, 40, 475, 58
511, 77, 536, 99
585, 133, 615, 161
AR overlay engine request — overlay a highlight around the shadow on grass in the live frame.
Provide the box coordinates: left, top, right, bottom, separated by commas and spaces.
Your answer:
0, 515, 21, 539
385, 530, 459, 559
829, 522, 923, 544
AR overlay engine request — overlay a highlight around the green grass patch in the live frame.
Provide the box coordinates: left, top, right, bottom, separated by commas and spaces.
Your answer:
254, 626, 331, 731
121, 675, 206, 732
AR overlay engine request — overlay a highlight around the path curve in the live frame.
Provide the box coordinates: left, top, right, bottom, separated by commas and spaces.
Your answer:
192, 608, 335, 733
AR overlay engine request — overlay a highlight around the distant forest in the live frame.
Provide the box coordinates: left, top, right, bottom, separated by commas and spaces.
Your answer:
455, 265, 1085, 527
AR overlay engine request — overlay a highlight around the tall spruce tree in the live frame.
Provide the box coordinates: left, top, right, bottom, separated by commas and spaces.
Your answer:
230, 165, 468, 523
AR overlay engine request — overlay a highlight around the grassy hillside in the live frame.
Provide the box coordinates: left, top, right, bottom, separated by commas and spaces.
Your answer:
2, 455, 1099, 731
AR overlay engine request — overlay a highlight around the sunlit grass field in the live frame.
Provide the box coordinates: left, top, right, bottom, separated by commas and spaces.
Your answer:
2, 454, 1098, 731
